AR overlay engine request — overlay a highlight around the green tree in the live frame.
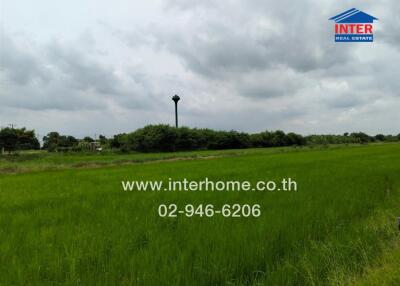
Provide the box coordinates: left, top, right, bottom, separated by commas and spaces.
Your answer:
0, 127, 40, 153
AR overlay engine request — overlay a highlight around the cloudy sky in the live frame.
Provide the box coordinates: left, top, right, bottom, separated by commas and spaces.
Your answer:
0, 0, 399, 138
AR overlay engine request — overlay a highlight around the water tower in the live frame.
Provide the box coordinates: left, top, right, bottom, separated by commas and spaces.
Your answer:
172, 94, 180, 128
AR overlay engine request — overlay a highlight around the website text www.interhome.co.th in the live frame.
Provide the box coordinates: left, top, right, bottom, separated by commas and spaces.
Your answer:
121, 178, 297, 192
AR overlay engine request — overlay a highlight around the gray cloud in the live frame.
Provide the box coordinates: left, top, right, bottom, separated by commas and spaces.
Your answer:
0, 33, 50, 85
46, 40, 120, 96
375, 1, 400, 48
156, 0, 353, 77
0, 0, 399, 136
0, 30, 159, 112
235, 68, 309, 99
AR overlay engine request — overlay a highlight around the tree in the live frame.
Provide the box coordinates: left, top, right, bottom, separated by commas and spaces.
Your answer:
66, 136, 79, 147
43, 132, 61, 151
270, 130, 287, 147
350, 132, 373, 144
83, 136, 94, 143
0, 128, 19, 153
110, 134, 128, 149
16, 129, 40, 150
0, 127, 40, 153
375, 134, 385, 141
42, 132, 79, 152
286, 132, 306, 146
98, 135, 108, 145
127, 125, 178, 152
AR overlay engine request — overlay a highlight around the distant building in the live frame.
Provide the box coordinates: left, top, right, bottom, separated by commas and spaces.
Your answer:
90, 141, 102, 152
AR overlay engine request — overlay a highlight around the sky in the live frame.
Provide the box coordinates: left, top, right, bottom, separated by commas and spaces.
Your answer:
0, 0, 399, 138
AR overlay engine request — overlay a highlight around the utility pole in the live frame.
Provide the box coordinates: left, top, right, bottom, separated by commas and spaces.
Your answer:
172, 94, 180, 128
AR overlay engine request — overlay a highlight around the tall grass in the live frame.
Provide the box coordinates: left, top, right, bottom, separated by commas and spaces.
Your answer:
0, 144, 399, 285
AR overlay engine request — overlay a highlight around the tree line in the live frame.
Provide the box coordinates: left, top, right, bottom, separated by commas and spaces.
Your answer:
108, 125, 400, 152
1, 125, 400, 154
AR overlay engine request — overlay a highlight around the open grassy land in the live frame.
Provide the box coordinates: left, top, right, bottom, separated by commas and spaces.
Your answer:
0, 148, 297, 174
1, 144, 400, 285
0, 144, 374, 174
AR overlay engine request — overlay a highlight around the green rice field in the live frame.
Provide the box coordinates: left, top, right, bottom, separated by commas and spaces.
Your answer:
1, 144, 400, 285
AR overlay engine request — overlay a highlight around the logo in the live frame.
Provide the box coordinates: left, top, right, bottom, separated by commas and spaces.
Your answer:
329, 8, 378, 42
